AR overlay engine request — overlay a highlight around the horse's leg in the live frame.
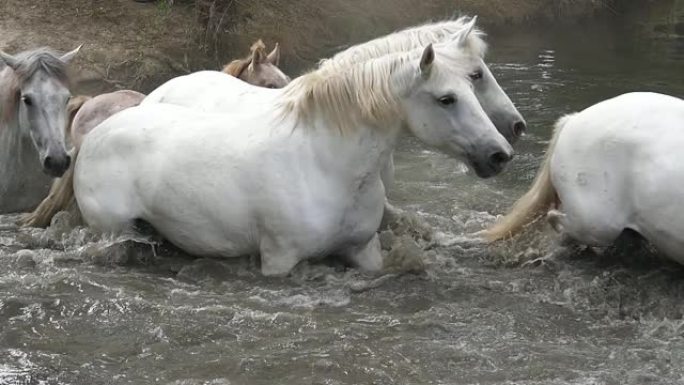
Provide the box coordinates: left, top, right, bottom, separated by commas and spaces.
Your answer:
342, 234, 383, 272
259, 236, 302, 277
379, 153, 405, 229
548, 205, 623, 247
380, 199, 405, 229
380, 153, 395, 192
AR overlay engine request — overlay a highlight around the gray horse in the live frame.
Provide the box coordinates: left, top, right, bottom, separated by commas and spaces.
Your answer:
0, 46, 81, 213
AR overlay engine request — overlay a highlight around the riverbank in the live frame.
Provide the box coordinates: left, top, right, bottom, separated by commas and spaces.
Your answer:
0, 0, 619, 93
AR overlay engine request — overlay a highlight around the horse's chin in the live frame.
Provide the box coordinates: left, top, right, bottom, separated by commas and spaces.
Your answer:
43, 167, 68, 178
470, 161, 505, 179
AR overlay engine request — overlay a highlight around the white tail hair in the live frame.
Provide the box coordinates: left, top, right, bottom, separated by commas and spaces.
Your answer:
484, 113, 576, 241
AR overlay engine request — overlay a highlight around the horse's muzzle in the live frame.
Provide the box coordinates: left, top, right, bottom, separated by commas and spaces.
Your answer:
43, 153, 71, 177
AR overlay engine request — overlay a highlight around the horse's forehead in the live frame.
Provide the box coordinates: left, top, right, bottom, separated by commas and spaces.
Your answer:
252, 63, 289, 83
21, 71, 69, 95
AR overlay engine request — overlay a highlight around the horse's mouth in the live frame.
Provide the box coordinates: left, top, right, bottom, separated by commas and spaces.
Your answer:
469, 159, 505, 179
42, 155, 71, 178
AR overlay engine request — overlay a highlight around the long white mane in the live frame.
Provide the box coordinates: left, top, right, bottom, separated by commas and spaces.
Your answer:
280, 34, 485, 134
318, 16, 487, 71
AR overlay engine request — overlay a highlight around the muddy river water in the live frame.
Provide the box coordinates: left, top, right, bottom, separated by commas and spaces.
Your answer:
2, 2, 684, 384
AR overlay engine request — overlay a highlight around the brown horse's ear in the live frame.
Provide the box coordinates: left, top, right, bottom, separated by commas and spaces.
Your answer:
249, 40, 267, 69
267, 43, 281, 66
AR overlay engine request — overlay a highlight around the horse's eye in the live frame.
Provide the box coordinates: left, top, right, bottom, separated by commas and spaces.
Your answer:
437, 95, 456, 106
22, 95, 33, 106
469, 70, 484, 80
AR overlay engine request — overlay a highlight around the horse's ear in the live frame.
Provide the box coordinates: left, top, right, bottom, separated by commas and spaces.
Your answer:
454, 16, 478, 47
419, 44, 435, 77
250, 45, 267, 68
60, 44, 83, 64
0, 51, 19, 70
267, 43, 281, 66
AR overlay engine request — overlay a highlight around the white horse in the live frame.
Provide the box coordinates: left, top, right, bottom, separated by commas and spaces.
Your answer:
484, 92, 684, 265
142, 17, 525, 216
0, 46, 81, 213
74, 40, 513, 276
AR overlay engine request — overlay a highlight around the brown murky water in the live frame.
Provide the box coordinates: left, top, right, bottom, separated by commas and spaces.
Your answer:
2, 2, 684, 384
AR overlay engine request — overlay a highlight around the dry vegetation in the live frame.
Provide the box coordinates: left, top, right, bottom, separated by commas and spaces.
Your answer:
0, 0, 616, 92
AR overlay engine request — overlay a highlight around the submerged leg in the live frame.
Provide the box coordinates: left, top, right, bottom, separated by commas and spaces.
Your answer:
546, 209, 566, 233
259, 236, 302, 277
380, 199, 405, 229
342, 234, 383, 272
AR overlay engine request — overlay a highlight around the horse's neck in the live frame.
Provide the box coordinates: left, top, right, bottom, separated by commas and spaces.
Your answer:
0, 119, 50, 213
0, 119, 40, 177
306, 119, 400, 186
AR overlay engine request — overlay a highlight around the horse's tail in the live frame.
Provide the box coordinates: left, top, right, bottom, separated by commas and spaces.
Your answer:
20, 147, 80, 228
483, 113, 575, 241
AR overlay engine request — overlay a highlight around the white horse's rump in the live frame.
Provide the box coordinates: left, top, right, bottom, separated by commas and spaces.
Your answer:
76, 40, 511, 276
486, 92, 684, 265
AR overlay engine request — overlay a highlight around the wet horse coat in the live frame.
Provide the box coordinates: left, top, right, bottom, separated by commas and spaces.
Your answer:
485, 93, 684, 265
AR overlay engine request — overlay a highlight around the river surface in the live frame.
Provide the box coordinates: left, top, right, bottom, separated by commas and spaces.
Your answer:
2, 2, 684, 385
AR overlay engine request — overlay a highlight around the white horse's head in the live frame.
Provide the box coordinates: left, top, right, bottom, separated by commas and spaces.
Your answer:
320, 16, 526, 144
472, 60, 526, 143
400, 28, 513, 178
0, 46, 81, 177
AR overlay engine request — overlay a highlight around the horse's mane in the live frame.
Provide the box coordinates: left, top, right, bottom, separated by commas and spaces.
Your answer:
318, 16, 487, 71
9, 47, 70, 83
0, 70, 19, 127
0, 48, 71, 126
222, 39, 268, 77
279, 54, 404, 134
281, 22, 486, 134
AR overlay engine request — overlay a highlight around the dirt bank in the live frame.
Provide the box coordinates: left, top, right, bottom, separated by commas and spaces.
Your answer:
0, 0, 615, 94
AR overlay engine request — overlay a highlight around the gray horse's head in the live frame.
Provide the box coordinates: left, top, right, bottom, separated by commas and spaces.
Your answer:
0, 46, 81, 177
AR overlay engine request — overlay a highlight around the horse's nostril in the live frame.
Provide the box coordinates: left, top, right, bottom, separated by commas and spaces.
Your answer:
43, 154, 69, 175
489, 151, 512, 166
513, 121, 527, 137
43, 156, 54, 170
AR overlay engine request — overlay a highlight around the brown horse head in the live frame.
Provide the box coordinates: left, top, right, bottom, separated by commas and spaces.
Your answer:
222, 40, 290, 89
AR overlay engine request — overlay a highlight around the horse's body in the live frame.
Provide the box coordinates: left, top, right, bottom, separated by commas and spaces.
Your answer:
485, 92, 684, 264
22, 41, 288, 227
75, 36, 513, 276
0, 46, 80, 214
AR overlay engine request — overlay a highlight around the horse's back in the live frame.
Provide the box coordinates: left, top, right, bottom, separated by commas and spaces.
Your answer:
551, 92, 684, 248
71, 90, 145, 148
142, 70, 278, 113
